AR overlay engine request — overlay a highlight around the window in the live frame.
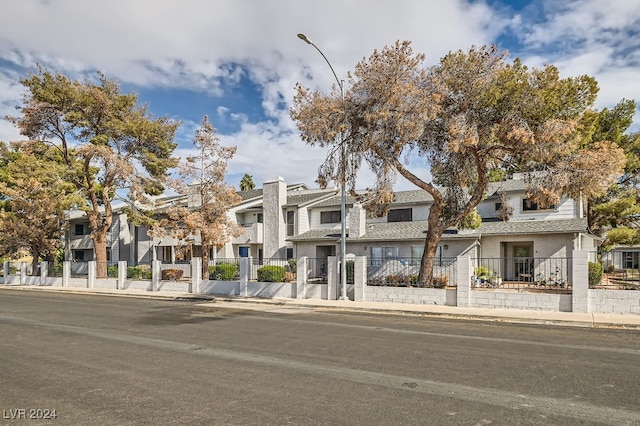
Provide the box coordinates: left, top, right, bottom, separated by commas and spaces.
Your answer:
162, 246, 172, 261
72, 250, 85, 261
522, 199, 556, 211
371, 246, 399, 264
74, 223, 86, 235
623, 252, 639, 269
257, 213, 263, 223
286, 248, 294, 260
320, 210, 341, 224
387, 208, 412, 222
286, 211, 295, 236
411, 245, 443, 265
495, 202, 503, 211
411, 245, 423, 266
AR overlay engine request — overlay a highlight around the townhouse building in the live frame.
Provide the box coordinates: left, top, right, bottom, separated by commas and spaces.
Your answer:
65, 174, 599, 281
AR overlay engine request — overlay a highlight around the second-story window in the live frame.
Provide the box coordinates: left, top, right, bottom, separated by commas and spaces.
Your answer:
522, 199, 556, 212
286, 211, 295, 236
75, 223, 86, 235
387, 208, 412, 222
320, 210, 341, 224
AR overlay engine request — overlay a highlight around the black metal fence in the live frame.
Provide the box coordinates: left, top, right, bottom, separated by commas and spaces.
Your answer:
472, 257, 572, 290
306, 257, 328, 284
596, 268, 640, 290
366, 257, 457, 287
249, 258, 296, 282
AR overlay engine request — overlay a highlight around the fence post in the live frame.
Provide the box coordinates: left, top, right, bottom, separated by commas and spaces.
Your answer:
40, 261, 48, 286
152, 260, 161, 291
88, 261, 96, 289
572, 250, 590, 313
19, 262, 27, 285
296, 256, 307, 299
2, 261, 8, 284
327, 256, 338, 300
239, 257, 249, 297
117, 261, 127, 290
456, 255, 472, 307
63, 261, 70, 287
354, 256, 367, 302
191, 257, 202, 294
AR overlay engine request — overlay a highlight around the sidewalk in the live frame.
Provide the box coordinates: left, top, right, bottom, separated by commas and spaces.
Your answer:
2, 284, 640, 329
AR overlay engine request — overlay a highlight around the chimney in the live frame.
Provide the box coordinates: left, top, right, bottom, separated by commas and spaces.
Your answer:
348, 202, 366, 238
262, 176, 287, 258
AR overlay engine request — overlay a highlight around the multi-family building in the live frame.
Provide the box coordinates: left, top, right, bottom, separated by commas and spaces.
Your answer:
65, 173, 599, 282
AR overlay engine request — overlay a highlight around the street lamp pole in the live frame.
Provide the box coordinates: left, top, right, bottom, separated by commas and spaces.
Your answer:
297, 33, 348, 301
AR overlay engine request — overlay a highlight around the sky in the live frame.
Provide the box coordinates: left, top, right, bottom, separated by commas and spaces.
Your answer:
1, 0, 639, 192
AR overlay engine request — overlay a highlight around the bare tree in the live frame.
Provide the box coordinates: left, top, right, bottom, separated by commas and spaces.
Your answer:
150, 116, 242, 279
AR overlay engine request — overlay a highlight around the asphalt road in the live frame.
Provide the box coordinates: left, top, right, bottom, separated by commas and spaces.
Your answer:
1, 289, 639, 425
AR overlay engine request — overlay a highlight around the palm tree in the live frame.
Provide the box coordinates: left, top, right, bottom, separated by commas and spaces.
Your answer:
240, 173, 255, 191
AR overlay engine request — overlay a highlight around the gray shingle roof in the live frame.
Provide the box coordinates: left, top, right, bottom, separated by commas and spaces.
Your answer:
284, 190, 335, 207
287, 218, 589, 243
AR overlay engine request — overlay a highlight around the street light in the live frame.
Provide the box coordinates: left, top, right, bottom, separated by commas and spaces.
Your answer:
297, 33, 348, 301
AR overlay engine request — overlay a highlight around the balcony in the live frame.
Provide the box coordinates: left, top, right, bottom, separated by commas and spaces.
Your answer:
233, 223, 263, 244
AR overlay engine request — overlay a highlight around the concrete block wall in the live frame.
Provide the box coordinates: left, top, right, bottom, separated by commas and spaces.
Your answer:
469, 292, 572, 312
590, 290, 640, 314
365, 286, 455, 305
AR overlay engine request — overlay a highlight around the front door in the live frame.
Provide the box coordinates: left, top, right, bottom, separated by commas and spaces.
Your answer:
513, 244, 533, 281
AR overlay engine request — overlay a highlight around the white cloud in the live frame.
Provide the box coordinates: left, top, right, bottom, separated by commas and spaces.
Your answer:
1, 0, 638, 190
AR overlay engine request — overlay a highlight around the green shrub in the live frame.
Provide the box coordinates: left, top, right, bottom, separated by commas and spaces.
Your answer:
127, 266, 152, 280
209, 263, 238, 280
257, 265, 286, 282
287, 258, 297, 273
107, 265, 118, 278
588, 261, 604, 286
475, 265, 490, 278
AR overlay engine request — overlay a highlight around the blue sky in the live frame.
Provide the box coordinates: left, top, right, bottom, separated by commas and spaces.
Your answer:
1, 0, 639, 191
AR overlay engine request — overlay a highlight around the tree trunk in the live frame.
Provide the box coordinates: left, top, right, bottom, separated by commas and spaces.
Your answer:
419, 204, 445, 286
201, 241, 211, 280
93, 231, 108, 278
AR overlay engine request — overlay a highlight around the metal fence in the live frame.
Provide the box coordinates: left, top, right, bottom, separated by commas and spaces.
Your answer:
366, 257, 457, 287
207, 259, 240, 281
306, 257, 328, 284
596, 268, 640, 290
160, 261, 192, 280
472, 257, 572, 291
249, 258, 296, 282
47, 262, 64, 277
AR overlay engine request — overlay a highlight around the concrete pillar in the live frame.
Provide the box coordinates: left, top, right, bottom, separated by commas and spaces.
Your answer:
88, 261, 96, 288
152, 260, 161, 291
327, 256, 338, 300
572, 250, 589, 313
456, 255, 471, 307
20, 262, 27, 285
117, 261, 127, 290
239, 257, 249, 297
2, 261, 8, 284
191, 257, 202, 294
353, 256, 367, 302
40, 261, 48, 286
63, 261, 70, 287
296, 256, 307, 299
